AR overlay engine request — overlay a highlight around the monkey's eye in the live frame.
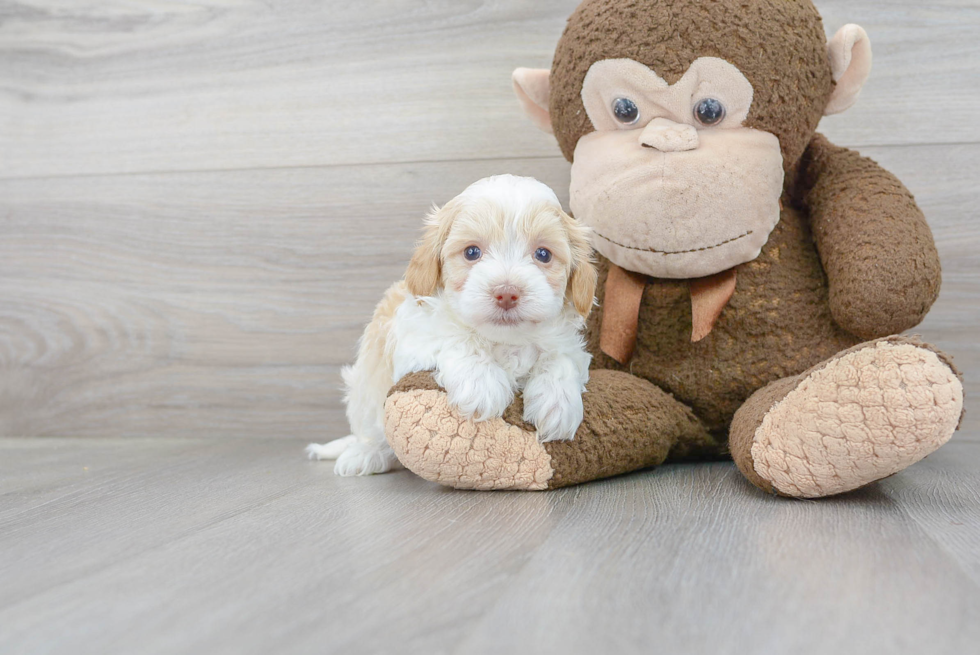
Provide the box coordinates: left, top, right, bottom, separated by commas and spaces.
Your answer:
464, 245, 482, 261
694, 98, 726, 126
612, 97, 639, 125
533, 247, 552, 264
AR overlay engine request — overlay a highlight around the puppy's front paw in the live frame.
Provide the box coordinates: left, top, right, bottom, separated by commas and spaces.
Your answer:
442, 365, 514, 422
523, 377, 584, 443
333, 441, 401, 476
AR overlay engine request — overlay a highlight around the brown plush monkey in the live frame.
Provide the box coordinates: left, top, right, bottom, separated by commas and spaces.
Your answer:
383, 0, 964, 497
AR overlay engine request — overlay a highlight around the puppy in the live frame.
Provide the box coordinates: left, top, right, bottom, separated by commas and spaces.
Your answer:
307, 175, 597, 476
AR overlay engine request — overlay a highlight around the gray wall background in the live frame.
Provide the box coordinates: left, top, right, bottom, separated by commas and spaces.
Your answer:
1, 0, 977, 440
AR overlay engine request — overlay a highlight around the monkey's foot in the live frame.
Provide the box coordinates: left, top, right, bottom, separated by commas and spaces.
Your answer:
384, 370, 719, 490
731, 337, 964, 498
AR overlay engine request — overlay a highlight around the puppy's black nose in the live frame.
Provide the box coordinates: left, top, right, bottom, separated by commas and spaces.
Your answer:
493, 285, 521, 310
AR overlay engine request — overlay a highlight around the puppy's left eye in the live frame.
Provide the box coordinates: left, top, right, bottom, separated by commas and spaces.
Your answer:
534, 247, 552, 263
464, 245, 482, 261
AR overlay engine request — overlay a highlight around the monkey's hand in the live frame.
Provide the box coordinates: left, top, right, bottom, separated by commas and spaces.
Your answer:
383, 370, 722, 491
801, 133, 941, 340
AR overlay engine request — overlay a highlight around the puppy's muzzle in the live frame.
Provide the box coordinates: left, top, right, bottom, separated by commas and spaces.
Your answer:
492, 285, 521, 311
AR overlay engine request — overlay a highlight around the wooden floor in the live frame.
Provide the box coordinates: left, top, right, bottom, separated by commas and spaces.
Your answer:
0, 437, 978, 654
2, 1, 979, 653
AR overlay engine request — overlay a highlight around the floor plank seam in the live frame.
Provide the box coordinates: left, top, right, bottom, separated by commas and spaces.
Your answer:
2, 140, 977, 183
0, 155, 570, 183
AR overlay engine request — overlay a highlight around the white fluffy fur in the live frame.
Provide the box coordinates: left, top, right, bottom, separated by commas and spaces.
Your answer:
307, 175, 594, 476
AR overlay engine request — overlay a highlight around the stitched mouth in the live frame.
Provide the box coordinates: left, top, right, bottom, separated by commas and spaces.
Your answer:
593, 229, 753, 255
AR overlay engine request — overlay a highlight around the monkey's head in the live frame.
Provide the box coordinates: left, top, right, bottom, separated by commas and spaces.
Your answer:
513, 0, 872, 279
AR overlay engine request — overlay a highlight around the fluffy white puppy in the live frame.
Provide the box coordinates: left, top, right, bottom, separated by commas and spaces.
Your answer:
307, 175, 597, 476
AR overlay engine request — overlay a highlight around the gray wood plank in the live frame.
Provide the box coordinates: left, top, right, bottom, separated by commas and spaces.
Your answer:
457, 448, 980, 655
879, 441, 980, 588
0, 437, 574, 655
863, 143, 980, 439
1, 144, 976, 439
817, 1, 980, 147
1, 436, 978, 654
1, 1, 978, 180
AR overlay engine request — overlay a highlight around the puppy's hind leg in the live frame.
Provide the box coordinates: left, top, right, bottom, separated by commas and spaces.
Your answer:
309, 282, 408, 476
305, 403, 398, 475
333, 438, 402, 476
333, 361, 403, 476
306, 436, 358, 461
305, 363, 379, 465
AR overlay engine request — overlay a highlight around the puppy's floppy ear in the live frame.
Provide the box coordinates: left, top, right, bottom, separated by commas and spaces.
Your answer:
562, 211, 598, 318
405, 199, 459, 297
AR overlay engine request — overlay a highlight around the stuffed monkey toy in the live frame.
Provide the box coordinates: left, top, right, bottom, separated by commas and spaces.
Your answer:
383, 0, 964, 497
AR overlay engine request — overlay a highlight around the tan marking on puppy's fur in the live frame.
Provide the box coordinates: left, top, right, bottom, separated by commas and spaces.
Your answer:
404, 198, 462, 298
439, 199, 505, 296
561, 210, 599, 318
410, 197, 596, 320
358, 280, 410, 379
315, 175, 598, 475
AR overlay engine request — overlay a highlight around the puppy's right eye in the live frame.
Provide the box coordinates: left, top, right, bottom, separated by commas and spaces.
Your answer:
464, 245, 482, 261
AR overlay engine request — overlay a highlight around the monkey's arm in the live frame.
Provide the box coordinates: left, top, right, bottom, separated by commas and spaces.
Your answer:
800, 133, 941, 340
383, 370, 724, 490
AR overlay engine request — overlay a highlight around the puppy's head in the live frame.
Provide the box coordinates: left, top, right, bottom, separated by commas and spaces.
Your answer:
406, 175, 596, 331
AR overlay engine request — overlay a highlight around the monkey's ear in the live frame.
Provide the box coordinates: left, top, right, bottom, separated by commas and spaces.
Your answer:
825, 24, 872, 116
512, 68, 553, 134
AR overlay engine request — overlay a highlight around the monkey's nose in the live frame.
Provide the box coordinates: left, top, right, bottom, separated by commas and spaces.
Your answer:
492, 285, 521, 310
639, 117, 699, 152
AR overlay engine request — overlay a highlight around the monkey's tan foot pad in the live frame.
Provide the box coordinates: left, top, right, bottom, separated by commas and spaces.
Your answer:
384, 370, 713, 490
737, 338, 964, 499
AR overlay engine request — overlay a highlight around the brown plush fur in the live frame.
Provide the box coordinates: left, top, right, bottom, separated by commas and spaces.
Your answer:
390, 369, 726, 489
382, 0, 960, 496
540, 370, 723, 488
549, 0, 833, 171
586, 192, 862, 436
801, 135, 942, 338
583, 130, 943, 433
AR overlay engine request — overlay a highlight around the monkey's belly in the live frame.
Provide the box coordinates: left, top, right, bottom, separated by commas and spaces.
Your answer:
587, 207, 860, 434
